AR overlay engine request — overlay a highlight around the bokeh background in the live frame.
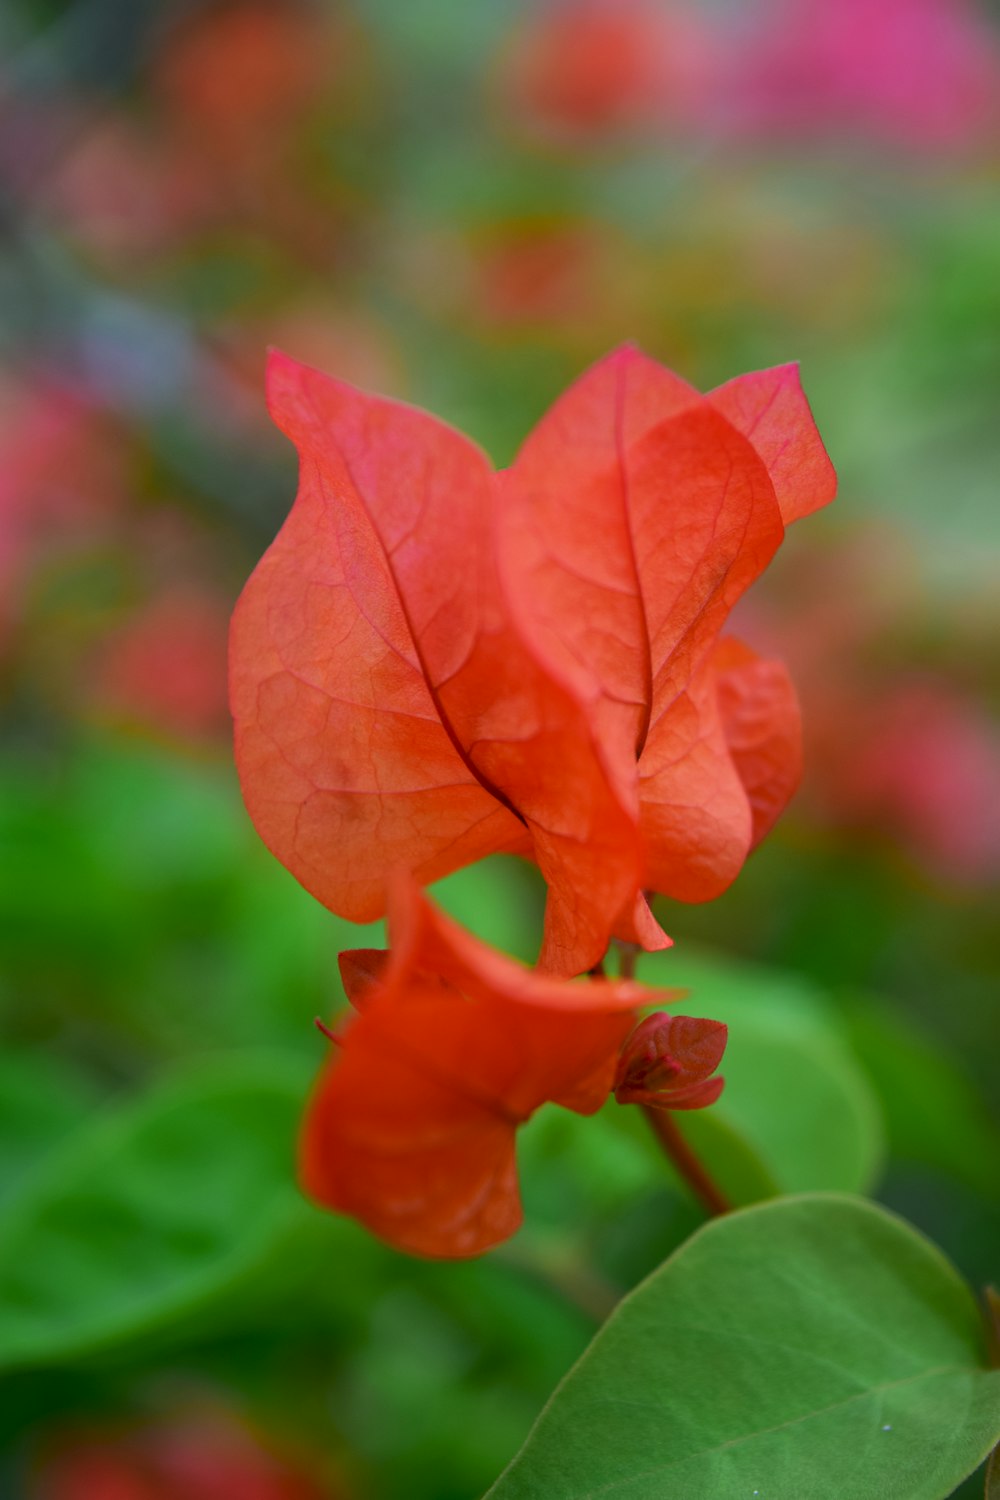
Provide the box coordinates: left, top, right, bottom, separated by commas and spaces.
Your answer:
2, 1, 999, 1496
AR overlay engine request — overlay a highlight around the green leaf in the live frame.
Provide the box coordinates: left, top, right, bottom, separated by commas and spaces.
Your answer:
431, 856, 544, 965
841, 995, 1000, 1198
0, 1055, 311, 1368
986, 1444, 999, 1499
682, 1018, 882, 1200
639, 948, 884, 1204
487, 1195, 1000, 1500
513, 1103, 703, 1295
0, 1052, 101, 1211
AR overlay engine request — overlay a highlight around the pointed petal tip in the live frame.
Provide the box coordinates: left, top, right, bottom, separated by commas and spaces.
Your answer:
645, 984, 690, 1006
337, 948, 389, 1008
264, 342, 307, 390
708, 360, 837, 522
664, 1073, 725, 1110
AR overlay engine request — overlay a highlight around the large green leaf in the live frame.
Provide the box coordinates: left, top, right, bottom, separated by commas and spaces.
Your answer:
841, 994, 1000, 1197
0, 1053, 101, 1211
0, 741, 380, 1058
487, 1195, 1000, 1500
639, 948, 883, 1204
431, 855, 544, 965
0, 1055, 311, 1368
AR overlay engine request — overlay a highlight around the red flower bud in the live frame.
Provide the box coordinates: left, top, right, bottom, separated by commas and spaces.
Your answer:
614, 1012, 727, 1110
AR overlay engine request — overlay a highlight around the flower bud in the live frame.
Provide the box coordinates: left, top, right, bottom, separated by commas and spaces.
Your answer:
613, 1012, 727, 1110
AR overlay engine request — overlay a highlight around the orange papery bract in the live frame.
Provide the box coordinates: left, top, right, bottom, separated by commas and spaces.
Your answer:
501, 347, 826, 910
231, 345, 834, 974
300, 880, 679, 1259
711, 635, 803, 851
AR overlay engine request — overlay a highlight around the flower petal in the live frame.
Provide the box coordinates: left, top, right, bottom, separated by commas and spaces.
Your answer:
657, 1075, 725, 1110
708, 362, 837, 525
625, 403, 785, 900
501, 350, 788, 909
712, 635, 803, 849
242, 351, 650, 975
626, 401, 785, 730
302, 880, 646, 1256
337, 948, 388, 1009
230, 354, 524, 924
638, 655, 754, 901
501, 344, 699, 771
301, 1005, 523, 1259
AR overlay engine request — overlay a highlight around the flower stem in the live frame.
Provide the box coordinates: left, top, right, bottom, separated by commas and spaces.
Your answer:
615, 940, 639, 980
641, 1105, 731, 1217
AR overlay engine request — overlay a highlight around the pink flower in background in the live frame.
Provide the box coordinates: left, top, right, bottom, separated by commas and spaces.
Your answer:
92, 590, 231, 743
493, 0, 999, 151
41, 119, 181, 266
0, 380, 124, 651
842, 681, 1000, 886
722, 0, 1000, 149
737, 533, 1000, 886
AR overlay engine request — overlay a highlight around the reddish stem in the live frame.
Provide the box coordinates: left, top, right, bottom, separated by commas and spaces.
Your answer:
615, 941, 639, 980
597, 938, 729, 1216
642, 1105, 731, 1218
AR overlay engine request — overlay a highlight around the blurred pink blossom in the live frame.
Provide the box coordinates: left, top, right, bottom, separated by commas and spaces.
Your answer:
32, 1408, 339, 1500
0, 379, 125, 651
91, 590, 230, 743
737, 532, 1000, 886
720, 0, 1000, 149
839, 681, 1000, 885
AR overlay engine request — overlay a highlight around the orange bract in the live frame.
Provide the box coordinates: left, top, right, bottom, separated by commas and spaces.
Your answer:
300, 880, 658, 1258
230, 345, 834, 973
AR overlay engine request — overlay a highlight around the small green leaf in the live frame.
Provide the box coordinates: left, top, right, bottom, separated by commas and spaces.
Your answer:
0, 1055, 309, 1368
640, 947, 884, 1203
487, 1195, 1000, 1500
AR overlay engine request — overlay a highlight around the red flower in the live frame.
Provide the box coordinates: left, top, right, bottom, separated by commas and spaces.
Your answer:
231, 346, 834, 974
496, 0, 710, 141
499, 0, 669, 136
32, 1408, 337, 1500
301, 879, 721, 1258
